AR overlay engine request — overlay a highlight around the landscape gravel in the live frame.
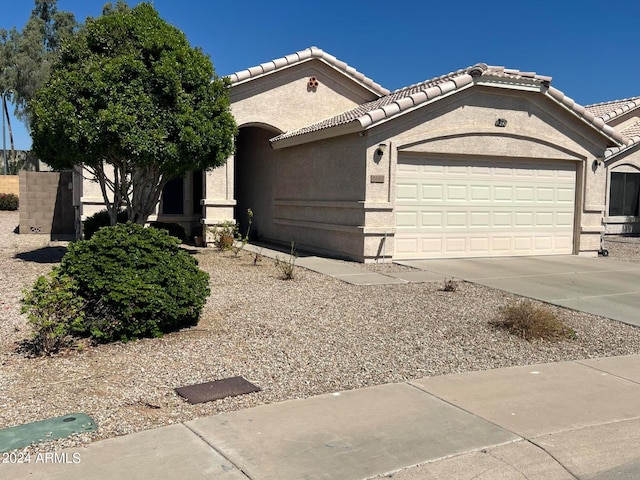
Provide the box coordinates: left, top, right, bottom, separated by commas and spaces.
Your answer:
1, 209, 640, 454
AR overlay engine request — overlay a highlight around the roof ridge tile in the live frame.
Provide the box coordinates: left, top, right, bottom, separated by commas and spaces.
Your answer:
228, 46, 390, 96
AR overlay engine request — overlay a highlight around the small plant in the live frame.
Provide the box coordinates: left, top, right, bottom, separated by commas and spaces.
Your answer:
490, 300, 576, 341
275, 242, 298, 280
209, 221, 237, 251
232, 208, 253, 257
21, 270, 86, 355
0, 193, 19, 211
253, 249, 263, 265
442, 278, 458, 292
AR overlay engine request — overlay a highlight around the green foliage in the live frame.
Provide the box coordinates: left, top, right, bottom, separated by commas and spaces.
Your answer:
491, 300, 576, 341
209, 221, 237, 251
149, 221, 187, 243
30, 2, 237, 225
274, 242, 298, 280
59, 222, 210, 343
21, 270, 86, 355
83, 208, 128, 239
0, 193, 19, 210
0, 1, 78, 124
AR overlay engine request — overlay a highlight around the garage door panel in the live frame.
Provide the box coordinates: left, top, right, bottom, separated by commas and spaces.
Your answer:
556, 212, 574, 227
557, 188, 574, 202
422, 184, 443, 200
470, 212, 490, 226
395, 157, 576, 259
396, 183, 419, 201
494, 186, 513, 201
515, 187, 534, 201
421, 211, 443, 227
470, 185, 491, 200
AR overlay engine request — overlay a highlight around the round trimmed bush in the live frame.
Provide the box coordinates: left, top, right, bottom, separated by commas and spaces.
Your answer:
60, 222, 210, 342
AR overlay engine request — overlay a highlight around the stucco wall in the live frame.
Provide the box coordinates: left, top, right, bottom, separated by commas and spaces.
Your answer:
230, 60, 379, 132
242, 131, 368, 260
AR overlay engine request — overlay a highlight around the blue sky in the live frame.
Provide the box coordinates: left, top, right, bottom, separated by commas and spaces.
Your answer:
2, 0, 639, 150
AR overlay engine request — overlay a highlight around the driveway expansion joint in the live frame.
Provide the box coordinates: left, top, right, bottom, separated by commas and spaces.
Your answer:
525, 438, 580, 480
182, 422, 253, 480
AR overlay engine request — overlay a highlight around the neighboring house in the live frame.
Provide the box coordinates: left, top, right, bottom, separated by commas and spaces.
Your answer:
585, 97, 640, 234
76, 46, 631, 262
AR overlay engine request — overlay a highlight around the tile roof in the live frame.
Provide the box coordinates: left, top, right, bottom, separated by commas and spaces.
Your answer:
585, 96, 640, 123
585, 98, 640, 159
227, 46, 390, 97
621, 121, 640, 140
271, 63, 626, 147
605, 121, 640, 159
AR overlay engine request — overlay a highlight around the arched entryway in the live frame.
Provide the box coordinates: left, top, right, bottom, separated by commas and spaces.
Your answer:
234, 124, 281, 241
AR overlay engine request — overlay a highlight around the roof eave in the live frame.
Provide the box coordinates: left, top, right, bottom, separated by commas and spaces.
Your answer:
545, 87, 626, 148
270, 121, 364, 150
604, 136, 640, 161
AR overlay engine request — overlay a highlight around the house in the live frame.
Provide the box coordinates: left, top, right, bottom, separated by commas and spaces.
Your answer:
76, 46, 630, 262
585, 97, 640, 235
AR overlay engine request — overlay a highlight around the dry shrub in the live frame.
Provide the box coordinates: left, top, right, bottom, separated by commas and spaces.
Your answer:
491, 300, 576, 341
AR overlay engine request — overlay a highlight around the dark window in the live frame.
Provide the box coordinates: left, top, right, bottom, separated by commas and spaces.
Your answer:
610, 172, 640, 216
162, 177, 184, 215
192, 170, 203, 215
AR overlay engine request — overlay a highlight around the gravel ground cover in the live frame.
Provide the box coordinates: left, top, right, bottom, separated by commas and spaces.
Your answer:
1, 209, 640, 454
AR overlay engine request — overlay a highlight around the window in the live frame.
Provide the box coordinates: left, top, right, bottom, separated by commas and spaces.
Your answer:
610, 172, 640, 216
162, 176, 184, 215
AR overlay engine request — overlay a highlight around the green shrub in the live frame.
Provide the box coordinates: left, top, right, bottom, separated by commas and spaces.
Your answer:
59, 222, 210, 343
149, 221, 187, 243
491, 300, 576, 341
83, 209, 128, 239
0, 193, 19, 210
21, 271, 86, 355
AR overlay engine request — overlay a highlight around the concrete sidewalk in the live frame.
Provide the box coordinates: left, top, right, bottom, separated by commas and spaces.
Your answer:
4, 355, 640, 479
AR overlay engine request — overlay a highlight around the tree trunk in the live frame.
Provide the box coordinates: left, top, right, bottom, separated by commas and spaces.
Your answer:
129, 165, 167, 225
1, 96, 14, 173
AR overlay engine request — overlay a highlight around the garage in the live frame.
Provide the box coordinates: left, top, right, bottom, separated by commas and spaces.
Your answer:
394, 156, 577, 259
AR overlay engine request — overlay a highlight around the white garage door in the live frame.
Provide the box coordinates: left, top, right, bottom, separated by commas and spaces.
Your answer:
394, 157, 576, 259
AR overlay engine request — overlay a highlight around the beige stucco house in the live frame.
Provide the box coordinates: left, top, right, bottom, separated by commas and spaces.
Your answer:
75, 46, 633, 262
585, 97, 640, 235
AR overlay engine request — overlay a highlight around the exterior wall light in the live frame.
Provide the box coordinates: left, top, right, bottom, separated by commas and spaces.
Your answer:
376, 143, 387, 155
495, 118, 508, 127
593, 157, 604, 169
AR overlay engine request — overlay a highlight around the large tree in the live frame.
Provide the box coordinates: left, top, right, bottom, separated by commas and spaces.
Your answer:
0, 0, 77, 165
30, 1, 236, 225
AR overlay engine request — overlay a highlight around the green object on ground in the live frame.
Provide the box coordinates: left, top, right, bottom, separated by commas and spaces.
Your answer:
0, 413, 97, 453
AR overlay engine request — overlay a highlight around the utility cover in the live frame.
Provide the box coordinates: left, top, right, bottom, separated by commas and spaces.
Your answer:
0, 413, 98, 453
175, 376, 261, 404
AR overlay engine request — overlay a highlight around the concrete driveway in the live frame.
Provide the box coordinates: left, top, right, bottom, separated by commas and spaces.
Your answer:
396, 256, 640, 327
